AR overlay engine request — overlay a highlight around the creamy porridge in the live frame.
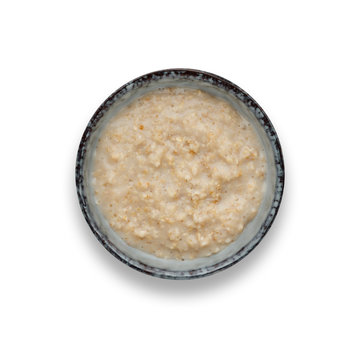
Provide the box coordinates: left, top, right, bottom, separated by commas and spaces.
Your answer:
92, 88, 266, 260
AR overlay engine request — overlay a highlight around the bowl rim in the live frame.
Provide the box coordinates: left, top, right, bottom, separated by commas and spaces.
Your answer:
75, 68, 285, 280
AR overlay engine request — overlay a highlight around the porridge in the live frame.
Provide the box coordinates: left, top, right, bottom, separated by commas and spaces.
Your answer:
92, 88, 266, 260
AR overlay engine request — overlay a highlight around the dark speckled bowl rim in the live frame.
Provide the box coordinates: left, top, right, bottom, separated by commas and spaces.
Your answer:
76, 68, 285, 280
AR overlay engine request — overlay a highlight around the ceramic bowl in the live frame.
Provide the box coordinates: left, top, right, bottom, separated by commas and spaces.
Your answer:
76, 69, 284, 279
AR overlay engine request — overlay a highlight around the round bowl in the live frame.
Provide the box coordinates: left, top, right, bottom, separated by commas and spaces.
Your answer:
76, 69, 284, 279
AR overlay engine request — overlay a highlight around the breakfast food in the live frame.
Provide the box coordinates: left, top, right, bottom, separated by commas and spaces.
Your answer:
92, 88, 266, 260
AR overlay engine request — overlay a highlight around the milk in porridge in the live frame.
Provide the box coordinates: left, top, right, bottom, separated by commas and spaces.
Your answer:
92, 88, 266, 259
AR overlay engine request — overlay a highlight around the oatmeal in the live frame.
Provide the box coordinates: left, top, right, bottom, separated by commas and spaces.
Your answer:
92, 88, 266, 260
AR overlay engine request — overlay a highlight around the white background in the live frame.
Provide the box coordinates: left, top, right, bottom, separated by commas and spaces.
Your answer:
1, 1, 359, 359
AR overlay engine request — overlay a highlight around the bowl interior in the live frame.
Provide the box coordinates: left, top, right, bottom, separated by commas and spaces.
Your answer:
77, 70, 283, 278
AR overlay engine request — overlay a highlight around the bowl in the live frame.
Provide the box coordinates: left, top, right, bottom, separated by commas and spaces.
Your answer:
76, 69, 284, 279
